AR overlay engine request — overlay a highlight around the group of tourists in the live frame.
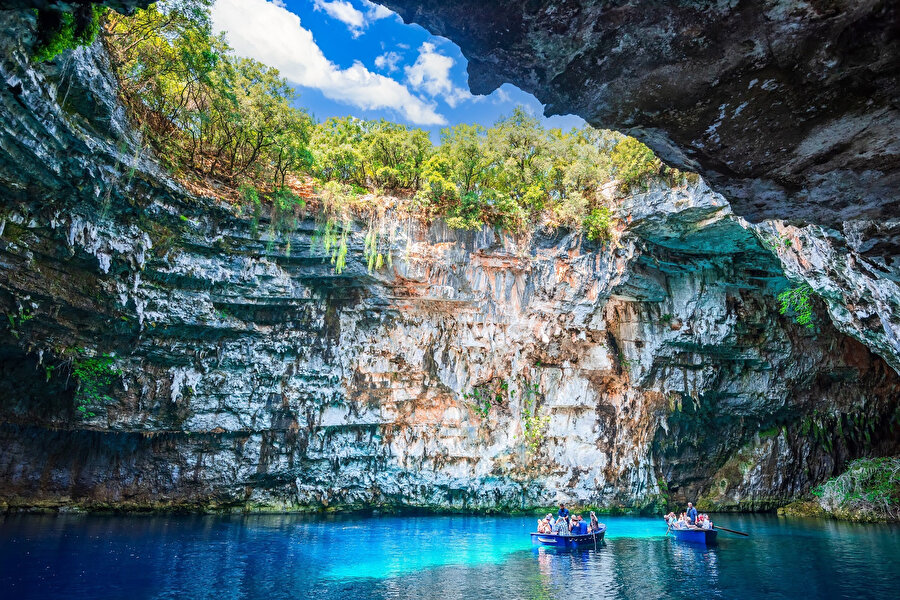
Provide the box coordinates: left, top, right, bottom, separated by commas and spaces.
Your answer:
665, 502, 713, 530
536, 503, 604, 536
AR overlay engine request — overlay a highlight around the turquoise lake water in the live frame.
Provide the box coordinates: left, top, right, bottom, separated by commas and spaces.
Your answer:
1, 513, 898, 599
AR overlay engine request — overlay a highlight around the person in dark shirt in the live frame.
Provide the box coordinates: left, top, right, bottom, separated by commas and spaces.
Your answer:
687, 502, 698, 526
557, 503, 570, 525
589, 511, 602, 533
572, 515, 588, 535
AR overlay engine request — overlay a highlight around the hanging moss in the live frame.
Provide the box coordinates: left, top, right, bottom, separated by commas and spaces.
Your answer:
32, 5, 104, 63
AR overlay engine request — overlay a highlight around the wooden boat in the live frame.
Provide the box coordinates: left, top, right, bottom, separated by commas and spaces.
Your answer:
670, 527, 717, 545
531, 525, 606, 549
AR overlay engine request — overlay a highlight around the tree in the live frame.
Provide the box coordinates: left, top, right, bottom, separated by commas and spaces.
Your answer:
105, 0, 312, 187
610, 136, 662, 191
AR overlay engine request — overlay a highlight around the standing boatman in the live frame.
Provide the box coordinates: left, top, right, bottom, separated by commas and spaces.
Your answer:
686, 502, 698, 526
557, 503, 570, 526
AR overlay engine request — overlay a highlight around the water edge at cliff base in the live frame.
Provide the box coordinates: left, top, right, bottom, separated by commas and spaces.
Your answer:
2, 513, 898, 599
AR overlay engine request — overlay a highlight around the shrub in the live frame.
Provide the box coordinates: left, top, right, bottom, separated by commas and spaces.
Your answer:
777, 283, 815, 328
610, 137, 662, 192
445, 191, 485, 231
584, 207, 615, 242
520, 383, 551, 455
464, 381, 508, 418
812, 457, 900, 521
33, 6, 104, 62
72, 352, 121, 417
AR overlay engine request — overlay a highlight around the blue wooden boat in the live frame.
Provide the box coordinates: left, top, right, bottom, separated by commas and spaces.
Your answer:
670, 527, 717, 545
531, 525, 606, 549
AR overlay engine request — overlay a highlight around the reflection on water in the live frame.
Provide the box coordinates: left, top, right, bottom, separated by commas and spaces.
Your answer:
1, 513, 898, 599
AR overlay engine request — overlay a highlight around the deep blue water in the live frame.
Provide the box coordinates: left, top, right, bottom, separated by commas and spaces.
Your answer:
1, 513, 898, 599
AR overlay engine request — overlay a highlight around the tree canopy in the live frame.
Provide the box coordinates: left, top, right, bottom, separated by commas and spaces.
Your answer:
101, 0, 692, 245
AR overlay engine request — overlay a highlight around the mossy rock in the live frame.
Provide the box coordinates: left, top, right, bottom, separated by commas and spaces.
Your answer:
777, 500, 828, 519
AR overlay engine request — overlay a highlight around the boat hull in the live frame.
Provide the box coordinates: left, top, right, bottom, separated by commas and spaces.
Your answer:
531, 527, 606, 549
670, 528, 718, 545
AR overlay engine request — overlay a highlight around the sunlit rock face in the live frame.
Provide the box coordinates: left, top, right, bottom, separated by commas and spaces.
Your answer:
0, 12, 898, 513
382, 0, 900, 386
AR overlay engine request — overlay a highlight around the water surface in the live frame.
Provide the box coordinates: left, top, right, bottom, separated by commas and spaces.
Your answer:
1, 513, 898, 599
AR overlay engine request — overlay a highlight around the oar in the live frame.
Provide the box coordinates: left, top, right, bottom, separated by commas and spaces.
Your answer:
713, 525, 749, 537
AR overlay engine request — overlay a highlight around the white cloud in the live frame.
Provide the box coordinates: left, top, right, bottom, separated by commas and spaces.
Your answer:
312, 1, 365, 37
212, 0, 445, 126
493, 88, 512, 104
364, 1, 394, 21
404, 42, 474, 108
374, 51, 402, 73
312, 0, 395, 37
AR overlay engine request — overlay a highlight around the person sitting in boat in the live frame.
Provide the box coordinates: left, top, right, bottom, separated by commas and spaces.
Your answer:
557, 503, 570, 525
552, 516, 570, 536
663, 511, 677, 525
589, 511, 603, 533
537, 516, 553, 534
571, 515, 588, 535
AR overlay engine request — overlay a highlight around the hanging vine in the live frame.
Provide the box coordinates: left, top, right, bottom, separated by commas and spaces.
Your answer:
312, 216, 351, 273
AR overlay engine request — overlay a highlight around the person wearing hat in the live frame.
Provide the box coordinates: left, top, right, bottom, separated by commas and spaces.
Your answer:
571, 515, 588, 535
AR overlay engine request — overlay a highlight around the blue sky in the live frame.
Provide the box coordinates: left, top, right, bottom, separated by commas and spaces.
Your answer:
211, 0, 585, 138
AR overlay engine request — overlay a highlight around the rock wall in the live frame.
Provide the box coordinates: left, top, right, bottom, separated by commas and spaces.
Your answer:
0, 11, 898, 513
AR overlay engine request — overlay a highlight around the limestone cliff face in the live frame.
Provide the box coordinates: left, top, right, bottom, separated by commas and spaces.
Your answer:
0, 13, 898, 513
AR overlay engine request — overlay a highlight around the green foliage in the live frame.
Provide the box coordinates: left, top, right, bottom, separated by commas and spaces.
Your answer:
32, 5, 104, 62
106, 1, 313, 187
609, 136, 662, 191
5, 306, 34, 339
363, 226, 388, 272
241, 184, 262, 238
520, 382, 550, 455
800, 409, 882, 454
102, 1, 696, 266
758, 425, 782, 439
464, 380, 509, 418
410, 113, 628, 234
463, 378, 551, 454
812, 457, 900, 521
312, 217, 350, 274
270, 186, 305, 254
72, 352, 121, 417
763, 233, 793, 251
777, 283, 815, 329
583, 207, 614, 242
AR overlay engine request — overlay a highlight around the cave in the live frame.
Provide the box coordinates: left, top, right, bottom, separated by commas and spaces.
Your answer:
0, 1, 898, 597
